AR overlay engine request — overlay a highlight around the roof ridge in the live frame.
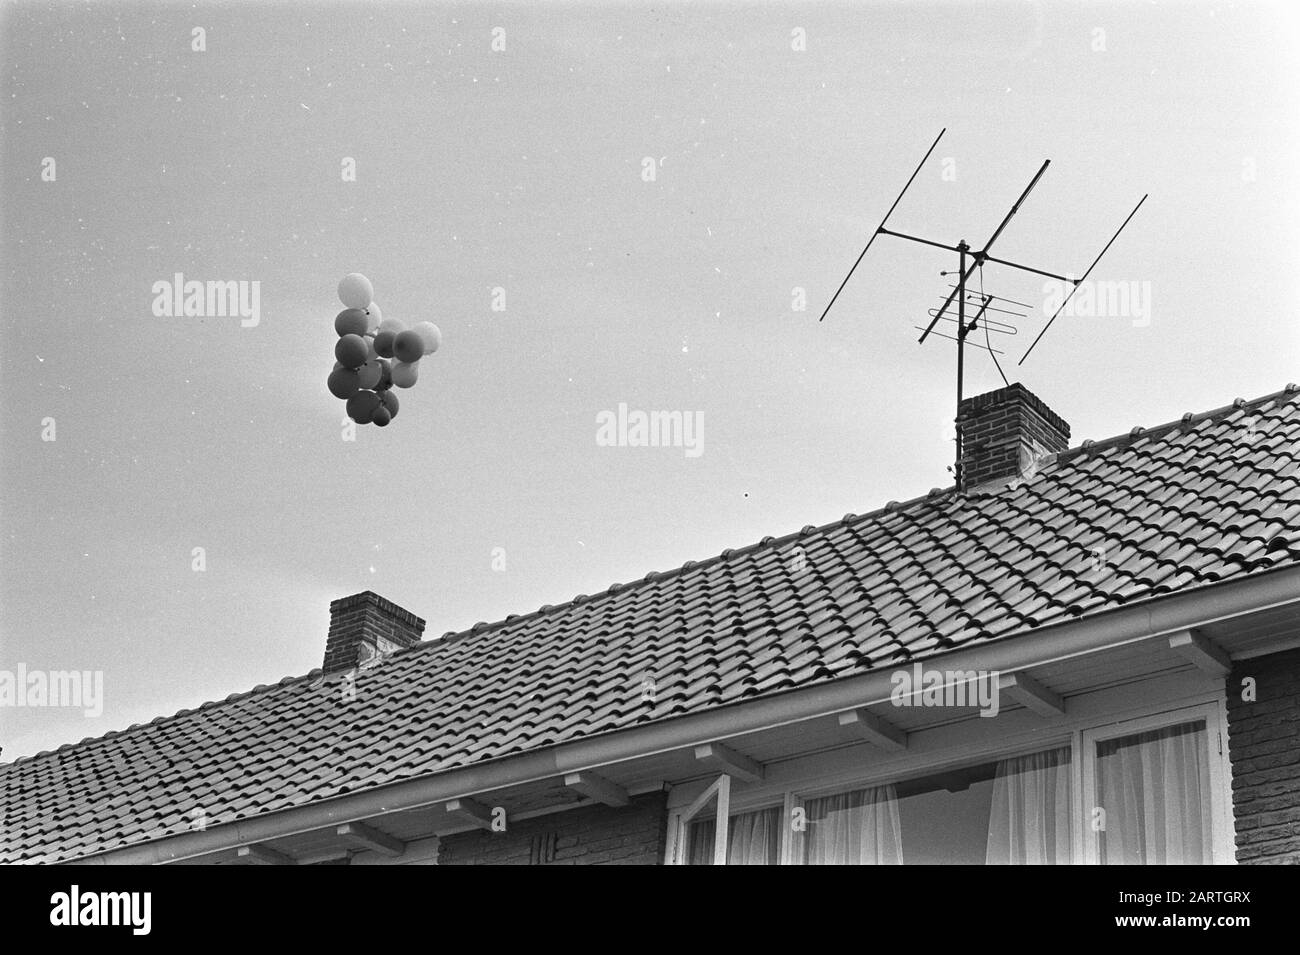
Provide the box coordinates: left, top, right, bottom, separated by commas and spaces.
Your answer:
433, 485, 956, 649
1058, 383, 1299, 463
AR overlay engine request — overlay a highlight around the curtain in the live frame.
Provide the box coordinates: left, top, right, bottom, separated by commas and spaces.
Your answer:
1095, 720, 1212, 864
986, 745, 1073, 864
729, 806, 781, 865
687, 806, 781, 865
800, 784, 902, 864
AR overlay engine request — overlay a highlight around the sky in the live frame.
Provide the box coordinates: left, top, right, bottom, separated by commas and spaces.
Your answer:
2, 0, 1298, 760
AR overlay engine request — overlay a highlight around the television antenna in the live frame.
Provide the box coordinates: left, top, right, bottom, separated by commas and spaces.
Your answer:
817, 128, 1146, 489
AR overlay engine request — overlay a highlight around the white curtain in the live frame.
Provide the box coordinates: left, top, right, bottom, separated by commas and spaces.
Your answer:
728, 807, 781, 865
687, 806, 781, 865
986, 745, 1073, 864
800, 784, 903, 864
1095, 720, 1212, 864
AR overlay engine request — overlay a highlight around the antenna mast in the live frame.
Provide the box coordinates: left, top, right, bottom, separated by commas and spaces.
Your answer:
819, 129, 1146, 490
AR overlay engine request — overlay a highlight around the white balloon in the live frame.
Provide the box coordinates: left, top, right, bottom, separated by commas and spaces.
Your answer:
413, 321, 442, 355
378, 317, 406, 335
365, 302, 382, 332
391, 360, 420, 388
338, 273, 374, 310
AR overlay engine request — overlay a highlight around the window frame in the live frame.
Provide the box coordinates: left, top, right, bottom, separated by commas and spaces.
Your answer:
680, 800, 788, 866
672, 773, 731, 866
666, 690, 1235, 865
1079, 701, 1234, 864
788, 738, 1074, 865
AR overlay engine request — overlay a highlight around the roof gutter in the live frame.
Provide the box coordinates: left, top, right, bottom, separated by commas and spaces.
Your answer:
75, 564, 1300, 865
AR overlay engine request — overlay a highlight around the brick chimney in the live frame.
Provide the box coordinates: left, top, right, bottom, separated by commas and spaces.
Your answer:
957, 383, 1070, 491
323, 591, 426, 673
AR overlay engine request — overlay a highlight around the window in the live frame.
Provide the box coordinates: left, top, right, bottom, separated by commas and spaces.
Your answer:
1082, 710, 1226, 864
797, 785, 903, 864
686, 807, 782, 865
791, 745, 1073, 864
985, 746, 1073, 864
674, 774, 729, 865
668, 701, 1230, 864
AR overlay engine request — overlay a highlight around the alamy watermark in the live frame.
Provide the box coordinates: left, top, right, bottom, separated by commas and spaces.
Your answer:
890, 663, 1000, 717
49, 886, 151, 935
0, 664, 103, 717
1043, 278, 1152, 327
595, 403, 703, 458
151, 273, 261, 327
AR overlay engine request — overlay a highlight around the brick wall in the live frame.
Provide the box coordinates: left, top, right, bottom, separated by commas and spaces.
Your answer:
438, 791, 668, 865
1226, 647, 1300, 864
323, 591, 425, 673
957, 383, 1070, 490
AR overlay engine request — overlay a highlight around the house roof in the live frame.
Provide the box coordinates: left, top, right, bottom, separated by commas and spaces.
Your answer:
4, 385, 1300, 863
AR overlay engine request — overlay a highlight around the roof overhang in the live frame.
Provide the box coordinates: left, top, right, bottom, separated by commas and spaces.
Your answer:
72, 563, 1300, 865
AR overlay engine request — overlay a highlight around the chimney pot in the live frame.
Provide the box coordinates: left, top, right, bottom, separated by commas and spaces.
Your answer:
323, 591, 425, 673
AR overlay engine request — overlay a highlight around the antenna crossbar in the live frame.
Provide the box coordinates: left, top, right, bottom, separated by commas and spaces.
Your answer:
978, 253, 1075, 284
980, 159, 1050, 255
877, 227, 963, 255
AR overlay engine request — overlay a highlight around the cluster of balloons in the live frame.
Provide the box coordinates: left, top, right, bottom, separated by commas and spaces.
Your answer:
327, 273, 441, 427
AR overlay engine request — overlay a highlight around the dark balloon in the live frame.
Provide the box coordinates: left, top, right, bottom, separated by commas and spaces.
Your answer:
357, 359, 382, 390
345, 390, 381, 424
328, 368, 360, 400
374, 330, 396, 359
335, 334, 369, 369
372, 407, 392, 427
380, 391, 399, 417
393, 329, 425, 364
334, 308, 369, 337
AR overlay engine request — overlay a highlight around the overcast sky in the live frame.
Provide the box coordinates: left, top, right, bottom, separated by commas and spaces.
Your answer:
3, 0, 1298, 760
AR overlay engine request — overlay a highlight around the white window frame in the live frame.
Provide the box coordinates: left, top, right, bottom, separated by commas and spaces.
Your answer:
1079, 701, 1234, 864
670, 774, 730, 866
666, 684, 1235, 865
787, 736, 1073, 865
668, 778, 801, 866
